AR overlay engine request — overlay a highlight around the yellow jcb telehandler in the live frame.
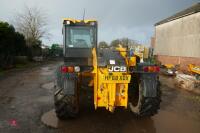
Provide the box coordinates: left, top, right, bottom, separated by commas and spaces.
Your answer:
188, 64, 200, 80
54, 19, 161, 119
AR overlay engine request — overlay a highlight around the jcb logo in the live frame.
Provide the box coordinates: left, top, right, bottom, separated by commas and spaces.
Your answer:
108, 66, 127, 72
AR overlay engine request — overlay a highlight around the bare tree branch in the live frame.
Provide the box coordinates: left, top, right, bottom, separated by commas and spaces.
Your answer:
14, 6, 50, 46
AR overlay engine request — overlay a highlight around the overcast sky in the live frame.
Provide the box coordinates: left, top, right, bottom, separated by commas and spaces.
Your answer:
0, 0, 199, 45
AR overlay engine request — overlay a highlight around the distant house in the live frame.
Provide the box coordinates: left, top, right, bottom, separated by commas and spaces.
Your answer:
153, 3, 200, 70
41, 45, 50, 49
58, 45, 63, 49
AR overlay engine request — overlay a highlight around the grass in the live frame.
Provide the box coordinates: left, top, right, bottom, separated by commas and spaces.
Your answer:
0, 62, 35, 76
0, 59, 59, 77
0, 68, 4, 75
15, 63, 29, 69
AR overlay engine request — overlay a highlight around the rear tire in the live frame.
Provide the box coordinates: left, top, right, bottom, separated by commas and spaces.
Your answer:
54, 85, 79, 119
129, 75, 161, 117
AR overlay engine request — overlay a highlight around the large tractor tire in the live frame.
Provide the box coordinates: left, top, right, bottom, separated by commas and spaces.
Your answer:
54, 91, 79, 119
128, 74, 161, 117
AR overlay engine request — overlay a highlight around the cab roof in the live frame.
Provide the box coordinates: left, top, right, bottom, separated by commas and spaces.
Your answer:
63, 18, 97, 24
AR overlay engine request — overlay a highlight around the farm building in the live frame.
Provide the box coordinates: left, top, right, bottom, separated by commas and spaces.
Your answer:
153, 3, 200, 70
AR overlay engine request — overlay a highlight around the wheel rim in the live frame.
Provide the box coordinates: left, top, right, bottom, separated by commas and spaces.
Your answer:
129, 82, 143, 113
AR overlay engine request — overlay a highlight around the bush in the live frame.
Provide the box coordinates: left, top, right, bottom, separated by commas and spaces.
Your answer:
0, 21, 27, 69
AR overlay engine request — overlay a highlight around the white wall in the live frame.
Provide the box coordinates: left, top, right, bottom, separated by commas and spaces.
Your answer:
154, 12, 200, 58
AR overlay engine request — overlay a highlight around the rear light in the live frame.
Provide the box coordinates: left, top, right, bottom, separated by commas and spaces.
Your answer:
61, 66, 68, 73
74, 66, 80, 72
143, 66, 160, 72
148, 66, 154, 72
155, 66, 160, 72
68, 66, 74, 73
143, 66, 149, 72
60, 66, 75, 73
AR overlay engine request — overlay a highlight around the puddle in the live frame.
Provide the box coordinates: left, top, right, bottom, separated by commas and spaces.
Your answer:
37, 96, 52, 103
41, 67, 49, 71
41, 109, 62, 128
40, 67, 54, 76
41, 109, 157, 132
41, 109, 200, 133
153, 110, 200, 133
0, 96, 15, 104
41, 82, 54, 90
41, 81, 200, 133
41, 71, 53, 76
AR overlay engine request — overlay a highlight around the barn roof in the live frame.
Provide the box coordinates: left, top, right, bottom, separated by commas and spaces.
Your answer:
155, 2, 200, 26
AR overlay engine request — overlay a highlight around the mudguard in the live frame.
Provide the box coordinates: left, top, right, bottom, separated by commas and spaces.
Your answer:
141, 73, 158, 97
56, 66, 78, 95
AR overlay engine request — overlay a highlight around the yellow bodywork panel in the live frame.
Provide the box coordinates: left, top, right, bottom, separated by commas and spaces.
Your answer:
116, 46, 127, 58
115, 46, 136, 67
129, 57, 136, 66
164, 64, 175, 69
188, 64, 200, 75
95, 68, 131, 112
85, 48, 132, 112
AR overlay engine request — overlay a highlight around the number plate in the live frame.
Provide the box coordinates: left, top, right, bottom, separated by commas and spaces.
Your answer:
103, 75, 130, 82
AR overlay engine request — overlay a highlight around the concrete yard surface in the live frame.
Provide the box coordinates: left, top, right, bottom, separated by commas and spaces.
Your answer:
0, 61, 200, 133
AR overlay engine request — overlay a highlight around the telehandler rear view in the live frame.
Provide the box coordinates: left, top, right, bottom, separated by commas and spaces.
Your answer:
54, 19, 161, 119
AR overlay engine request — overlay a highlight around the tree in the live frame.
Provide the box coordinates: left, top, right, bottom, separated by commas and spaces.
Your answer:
14, 6, 49, 47
14, 32, 27, 56
110, 39, 121, 48
110, 38, 139, 48
98, 41, 109, 48
0, 22, 15, 68
0, 21, 27, 68
50, 44, 63, 57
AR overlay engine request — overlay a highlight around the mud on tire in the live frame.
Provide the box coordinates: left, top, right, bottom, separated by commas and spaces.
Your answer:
54, 88, 79, 119
129, 75, 161, 117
